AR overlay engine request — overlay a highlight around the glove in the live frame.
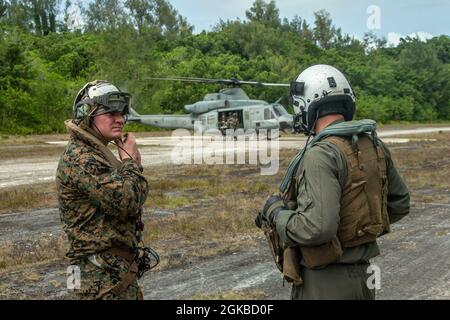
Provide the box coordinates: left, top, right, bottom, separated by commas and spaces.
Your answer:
255, 211, 264, 228
255, 194, 285, 228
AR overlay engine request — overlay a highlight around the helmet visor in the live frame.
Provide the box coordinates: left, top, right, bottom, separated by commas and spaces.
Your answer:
93, 92, 130, 115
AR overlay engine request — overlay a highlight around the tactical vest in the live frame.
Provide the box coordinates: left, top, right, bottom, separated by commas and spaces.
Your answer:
295, 133, 390, 268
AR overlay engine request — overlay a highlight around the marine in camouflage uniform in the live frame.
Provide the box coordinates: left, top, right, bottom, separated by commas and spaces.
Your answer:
226, 113, 239, 129
217, 114, 228, 135
57, 80, 149, 300
256, 65, 410, 300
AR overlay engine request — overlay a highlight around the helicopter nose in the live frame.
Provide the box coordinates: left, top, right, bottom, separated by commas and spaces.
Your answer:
279, 121, 292, 130
279, 115, 293, 130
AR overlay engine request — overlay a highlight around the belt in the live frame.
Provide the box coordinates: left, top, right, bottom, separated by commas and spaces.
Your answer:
105, 247, 137, 264
87, 247, 140, 299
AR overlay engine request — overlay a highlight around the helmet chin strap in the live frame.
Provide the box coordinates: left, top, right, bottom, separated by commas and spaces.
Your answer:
91, 118, 135, 161
299, 109, 319, 137
309, 110, 320, 136
90, 120, 109, 144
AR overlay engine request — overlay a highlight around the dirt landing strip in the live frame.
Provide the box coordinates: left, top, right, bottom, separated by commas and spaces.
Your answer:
0, 127, 449, 300
1, 127, 450, 189
0, 201, 448, 299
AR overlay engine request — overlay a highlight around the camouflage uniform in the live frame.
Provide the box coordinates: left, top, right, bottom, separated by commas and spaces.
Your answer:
218, 118, 228, 135
226, 115, 239, 129
57, 121, 148, 300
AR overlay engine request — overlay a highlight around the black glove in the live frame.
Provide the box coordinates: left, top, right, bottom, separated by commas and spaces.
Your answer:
255, 212, 264, 228
255, 194, 285, 228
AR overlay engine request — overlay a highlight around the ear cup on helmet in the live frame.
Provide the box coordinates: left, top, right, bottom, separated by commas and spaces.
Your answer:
74, 98, 98, 118
74, 103, 92, 119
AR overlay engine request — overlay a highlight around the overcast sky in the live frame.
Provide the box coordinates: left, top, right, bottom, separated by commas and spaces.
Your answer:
169, 0, 449, 46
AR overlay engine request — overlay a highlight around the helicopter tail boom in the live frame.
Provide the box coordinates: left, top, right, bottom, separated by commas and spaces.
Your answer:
127, 108, 194, 129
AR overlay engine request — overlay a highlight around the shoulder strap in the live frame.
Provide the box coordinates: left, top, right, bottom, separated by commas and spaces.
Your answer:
279, 120, 378, 194
65, 119, 122, 170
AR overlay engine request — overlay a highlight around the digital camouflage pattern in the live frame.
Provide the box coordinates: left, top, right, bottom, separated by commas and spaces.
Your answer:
56, 125, 148, 299
226, 115, 239, 129
75, 251, 143, 300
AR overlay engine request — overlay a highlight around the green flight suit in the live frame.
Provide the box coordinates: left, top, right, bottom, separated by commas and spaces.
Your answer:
274, 121, 410, 300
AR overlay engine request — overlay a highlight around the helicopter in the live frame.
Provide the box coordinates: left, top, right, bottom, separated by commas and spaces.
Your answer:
126, 76, 293, 134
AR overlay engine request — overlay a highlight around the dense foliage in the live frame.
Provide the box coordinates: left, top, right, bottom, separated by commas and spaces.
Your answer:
0, 0, 449, 134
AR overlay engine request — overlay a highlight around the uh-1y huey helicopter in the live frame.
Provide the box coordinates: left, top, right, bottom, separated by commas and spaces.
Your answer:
126, 76, 293, 135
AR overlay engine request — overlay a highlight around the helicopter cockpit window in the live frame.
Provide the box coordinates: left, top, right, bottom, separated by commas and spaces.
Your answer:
264, 108, 275, 120
273, 105, 289, 117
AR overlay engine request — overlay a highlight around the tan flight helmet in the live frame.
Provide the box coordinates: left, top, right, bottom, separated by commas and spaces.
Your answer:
72, 80, 131, 128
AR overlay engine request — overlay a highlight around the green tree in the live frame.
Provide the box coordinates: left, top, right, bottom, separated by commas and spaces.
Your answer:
124, 0, 154, 35
1, 0, 60, 34
313, 9, 336, 49
396, 37, 449, 119
0, 0, 7, 20
152, 0, 192, 37
1, 0, 32, 31
284, 15, 314, 42
85, 0, 127, 32
245, 0, 280, 28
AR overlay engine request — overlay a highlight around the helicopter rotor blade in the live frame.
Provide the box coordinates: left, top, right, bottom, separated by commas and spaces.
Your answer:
146, 76, 289, 87
145, 77, 221, 84
237, 80, 290, 87
146, 76, 237, 85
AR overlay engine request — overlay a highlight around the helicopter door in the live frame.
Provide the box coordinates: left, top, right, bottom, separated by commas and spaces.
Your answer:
264, 108, 276, 120
248, 109, 259, 128
207, 114, 217, 128
200, 115, 207, 127
244, 110, 250, 129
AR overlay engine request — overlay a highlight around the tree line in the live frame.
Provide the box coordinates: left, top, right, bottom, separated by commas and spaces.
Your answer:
1, 0, 449, 134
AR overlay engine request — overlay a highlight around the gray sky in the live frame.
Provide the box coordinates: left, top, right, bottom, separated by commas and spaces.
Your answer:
169, 0, 449, 46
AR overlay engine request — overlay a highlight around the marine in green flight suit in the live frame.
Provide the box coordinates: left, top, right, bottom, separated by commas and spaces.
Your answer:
256, 65, 410, 300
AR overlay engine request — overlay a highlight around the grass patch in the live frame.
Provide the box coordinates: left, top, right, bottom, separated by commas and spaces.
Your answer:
0, 145, 65, 160
404, 170, 450, 189
0, 237, 67, 271
201, 178, 274, 197
181, 164, 234, 177
147, 193, 191, 209
147, 178, 210, 192
410, 192, 449, 204
0, 130, 172, 146
0, 183, 57, 214
157, 243, 243, 270
389, 137, 450, 191
144, 195, 262, 243
0, 134, 67, 146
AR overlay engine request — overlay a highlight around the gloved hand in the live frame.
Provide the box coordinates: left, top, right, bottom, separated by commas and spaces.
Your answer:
255, 194, 285, 228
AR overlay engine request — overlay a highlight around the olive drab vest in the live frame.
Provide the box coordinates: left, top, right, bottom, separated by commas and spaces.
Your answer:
292, 133, 390, 268
327, 135, 390, 246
